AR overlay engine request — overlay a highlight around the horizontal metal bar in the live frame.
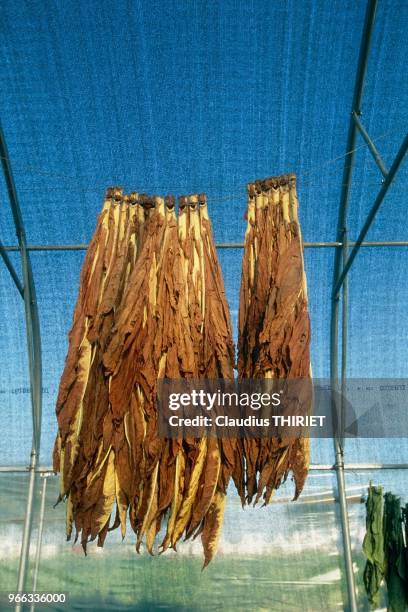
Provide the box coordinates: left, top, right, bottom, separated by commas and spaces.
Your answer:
2, 244, 91, 252
2, 240, 408, 253
334, 132, 408, 298
0, 239, 24, 296
2, 462, 408, 474
326, 240, 408, 248
292, 495, 364, 506
0, 466, 54, 474
352, 111, 388, 177
309, 463, 408, 471
247, 493, 363, 506
0, 496, 364, 522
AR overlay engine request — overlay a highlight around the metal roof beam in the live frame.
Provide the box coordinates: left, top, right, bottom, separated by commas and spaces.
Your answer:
352, 111, 389, 177
333, 132, 408, 298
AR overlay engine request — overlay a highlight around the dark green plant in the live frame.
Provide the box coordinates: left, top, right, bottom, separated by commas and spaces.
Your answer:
383, 493, 407, 612
363, 483, 385, 608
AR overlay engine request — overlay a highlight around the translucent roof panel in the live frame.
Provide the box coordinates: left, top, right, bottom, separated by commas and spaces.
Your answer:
0, 0, 406, 249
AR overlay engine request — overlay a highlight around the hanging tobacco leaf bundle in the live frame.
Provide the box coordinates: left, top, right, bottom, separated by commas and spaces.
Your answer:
100, 195, 183, 552
363, 483, 386, 609
175, 194, 236, 566
55, 188, 235, 563
53, 187, 121, 491
53, 188, 153, 548
103, 192, 235, 563
237, 174, 311, 505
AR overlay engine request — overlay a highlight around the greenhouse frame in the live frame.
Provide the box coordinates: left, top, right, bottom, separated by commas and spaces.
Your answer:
0, 0, 407, 610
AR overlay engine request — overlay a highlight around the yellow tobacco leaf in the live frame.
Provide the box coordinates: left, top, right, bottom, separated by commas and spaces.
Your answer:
93, 449, 116, 536
172, 438, 207, 545
115, 470, 128, 539
136, 462, 159, 551
162, 450, 185, 551
201, 491, 226, 568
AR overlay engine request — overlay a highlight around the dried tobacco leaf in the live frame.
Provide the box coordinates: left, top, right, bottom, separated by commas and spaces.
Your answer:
100, 192, 234, 563
237, 174, 311, 505
56, 176, 310, 566
54, 189, 152, 549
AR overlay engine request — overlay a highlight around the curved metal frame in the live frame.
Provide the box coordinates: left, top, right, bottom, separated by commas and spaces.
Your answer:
0, 122, 43, 610
331, 0, 408, 610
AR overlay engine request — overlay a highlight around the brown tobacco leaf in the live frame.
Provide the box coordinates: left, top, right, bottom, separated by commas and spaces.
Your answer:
201, 491, 226, 568
54, 189, 153, 548
102, 199, 173, 547
238, 174, 311, 506
54, 194, 111, 471
171, 438, 207, 544
185, 437, 221, 539
132, 193, 235, 562
55, 190, 122, 503
103, 197, 207, 555
55, 187, 235, 564
163, 195, 236, 564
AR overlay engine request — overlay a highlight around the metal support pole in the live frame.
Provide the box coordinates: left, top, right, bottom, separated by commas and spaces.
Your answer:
331, 1, 378, 610
30, 475, 48, 612
0, 121, 43, 610
340, 245, 348, 445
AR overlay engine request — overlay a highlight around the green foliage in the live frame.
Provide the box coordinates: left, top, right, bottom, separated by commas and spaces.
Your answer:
383, 493, 407, 612
363, 484, 385, 608
363, 486, 408, 612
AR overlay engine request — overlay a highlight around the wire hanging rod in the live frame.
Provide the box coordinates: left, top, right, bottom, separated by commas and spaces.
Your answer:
0, 126, 399, 196
1, 240, 407, 253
